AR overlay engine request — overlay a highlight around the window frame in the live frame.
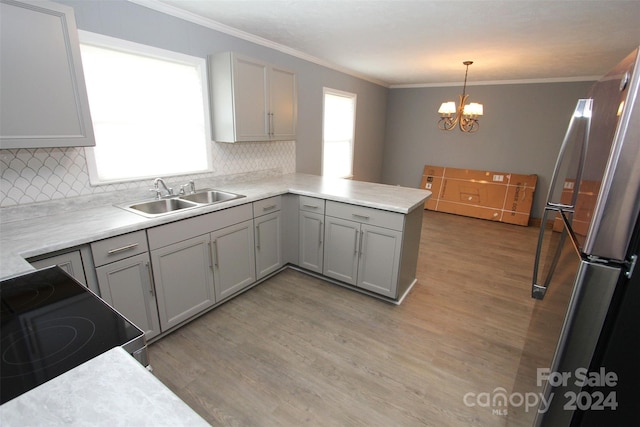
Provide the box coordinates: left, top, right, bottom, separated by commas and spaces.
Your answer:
78, 30, 213, 186
321, 87, 357, 179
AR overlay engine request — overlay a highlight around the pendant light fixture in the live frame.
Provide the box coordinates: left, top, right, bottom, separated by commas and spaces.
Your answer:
437, 61, 483, 133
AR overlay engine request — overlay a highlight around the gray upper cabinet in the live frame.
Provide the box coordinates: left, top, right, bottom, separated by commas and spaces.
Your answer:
209, 52, 297, 142
0, 0, 95, 149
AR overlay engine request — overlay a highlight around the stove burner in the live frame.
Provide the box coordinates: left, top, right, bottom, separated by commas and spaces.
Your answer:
1, 316, 96, 379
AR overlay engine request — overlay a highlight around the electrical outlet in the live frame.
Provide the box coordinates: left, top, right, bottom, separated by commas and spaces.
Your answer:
564, 181, 574, 189
493, 174, 504, 182
425, 183, 432, 189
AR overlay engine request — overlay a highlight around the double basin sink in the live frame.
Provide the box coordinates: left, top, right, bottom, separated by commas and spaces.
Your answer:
119, 189, 245, 218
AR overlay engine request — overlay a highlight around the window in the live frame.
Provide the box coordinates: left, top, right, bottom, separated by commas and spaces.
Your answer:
322, 88, 356, 179
78, 31, 212, 185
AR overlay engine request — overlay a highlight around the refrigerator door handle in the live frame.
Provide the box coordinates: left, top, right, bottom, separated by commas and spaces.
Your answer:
532, 208, 568, 299
532, 99, 592, 301
543, 99, 592, 207
547, 202, 575, 211
532, 206, 584, 300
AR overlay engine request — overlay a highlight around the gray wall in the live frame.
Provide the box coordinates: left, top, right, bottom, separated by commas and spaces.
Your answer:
53, 0, 595, 217
381, 81, 594, 218
60, 0, 388, 183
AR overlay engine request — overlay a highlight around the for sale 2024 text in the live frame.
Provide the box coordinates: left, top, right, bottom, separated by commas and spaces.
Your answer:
538, 367, 618, 412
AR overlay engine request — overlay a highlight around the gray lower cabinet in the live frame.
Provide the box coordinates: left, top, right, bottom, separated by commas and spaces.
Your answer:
323, 216, 359, 284
91, 230, 160, 339
253, 196, 283, 279
0, 0, 94, 149
28, 246, 99, 293
323, 201, 405, 299
95, 253, 161, 340
298, 196, 326, 274
29, 250, 87, 285
146, 204, 255, 331
356, 224, 402, 297
211, 219, 256, 301
150, 234, 216, 331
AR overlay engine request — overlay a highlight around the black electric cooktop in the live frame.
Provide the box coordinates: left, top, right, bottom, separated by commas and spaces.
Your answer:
0, 266, 144, 404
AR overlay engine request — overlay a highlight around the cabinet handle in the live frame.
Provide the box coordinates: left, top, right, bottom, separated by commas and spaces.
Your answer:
352, 214, 370, 220
144, 261, 155, 297
212, 240, 219, 267
268, 112, 274, 136
262, 204, 277, 212
359, 230, 365, 256
319, 221, 323, 245
256, 224, 261, 249
303, 204, 318, 209
208, 241, 214, 269
353, 229, 359, 254
107, 243, 138, 255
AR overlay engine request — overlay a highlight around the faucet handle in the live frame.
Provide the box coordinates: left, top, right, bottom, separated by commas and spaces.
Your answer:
179, 181, 196, 195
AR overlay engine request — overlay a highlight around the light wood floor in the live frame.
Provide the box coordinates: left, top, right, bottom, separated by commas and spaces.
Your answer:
148, 210, 542, 426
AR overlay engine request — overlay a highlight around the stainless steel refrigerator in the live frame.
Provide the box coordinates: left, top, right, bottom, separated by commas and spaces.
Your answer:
509, 47, 640, 426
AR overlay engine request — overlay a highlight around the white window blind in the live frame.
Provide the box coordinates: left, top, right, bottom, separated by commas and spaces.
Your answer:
322, 88, 356, 179
79, 31, 212, 185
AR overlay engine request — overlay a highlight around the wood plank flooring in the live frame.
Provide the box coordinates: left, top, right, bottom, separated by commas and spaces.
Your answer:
148, 210, 542, 426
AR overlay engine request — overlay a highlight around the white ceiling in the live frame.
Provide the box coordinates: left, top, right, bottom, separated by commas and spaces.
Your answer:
136, 0, 640, 87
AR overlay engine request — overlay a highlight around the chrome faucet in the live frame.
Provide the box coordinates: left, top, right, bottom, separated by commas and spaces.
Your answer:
153, 178, 173, 199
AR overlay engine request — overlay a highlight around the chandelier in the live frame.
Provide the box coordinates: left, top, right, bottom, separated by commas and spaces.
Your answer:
437, 61, 484, 133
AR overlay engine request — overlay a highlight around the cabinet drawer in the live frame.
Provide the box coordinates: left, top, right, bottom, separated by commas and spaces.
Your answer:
147, 204, 253, 250
91, 230, 149, 267
253, 196, 281, 216
325, 201, 404, 231
299, 195, 325, 214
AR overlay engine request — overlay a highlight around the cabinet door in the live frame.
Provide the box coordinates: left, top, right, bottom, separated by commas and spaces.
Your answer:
299, 211, 324, 273
255, 211, 282, 279
95, 253, 161, 340
211, 219, 256, 301
357, 225, 402, 298
29, 251, 87, 286
323, 217, 359, 285
270, 66, 297, 140
0, 0, 94, 149
151, 235, 215, 331
233, 55, 269, 141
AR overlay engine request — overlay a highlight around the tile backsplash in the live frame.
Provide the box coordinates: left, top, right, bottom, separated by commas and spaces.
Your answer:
0, 140, 295, 208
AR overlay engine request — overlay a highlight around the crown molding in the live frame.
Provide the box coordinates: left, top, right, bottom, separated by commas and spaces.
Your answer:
390, 75, 601, 89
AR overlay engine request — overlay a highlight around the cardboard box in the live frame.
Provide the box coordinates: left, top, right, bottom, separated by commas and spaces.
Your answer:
420, 165, 537, 226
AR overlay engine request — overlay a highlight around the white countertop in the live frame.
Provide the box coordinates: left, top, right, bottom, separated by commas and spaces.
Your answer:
0, 173, 431, 279
0, 347, 210, 427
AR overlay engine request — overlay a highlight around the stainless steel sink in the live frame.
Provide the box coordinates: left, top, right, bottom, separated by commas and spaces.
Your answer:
118, 188, 245, 218
179, 189, 244, 204
125, 198, 200, 217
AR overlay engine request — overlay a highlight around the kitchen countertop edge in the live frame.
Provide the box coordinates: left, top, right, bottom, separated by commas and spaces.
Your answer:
0, 347, 210, 426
